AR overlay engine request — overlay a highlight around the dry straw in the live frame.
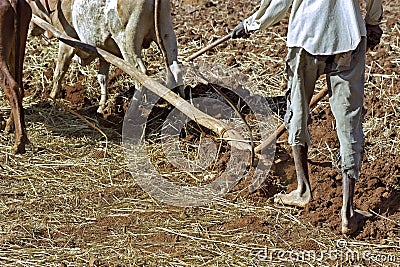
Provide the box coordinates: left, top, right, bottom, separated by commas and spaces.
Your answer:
1, 0, 399, 266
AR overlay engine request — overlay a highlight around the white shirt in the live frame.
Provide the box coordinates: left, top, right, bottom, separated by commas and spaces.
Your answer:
243, 0, 383, 55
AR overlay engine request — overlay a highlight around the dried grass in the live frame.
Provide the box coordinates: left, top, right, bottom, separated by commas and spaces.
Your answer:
0, 0, 399, 266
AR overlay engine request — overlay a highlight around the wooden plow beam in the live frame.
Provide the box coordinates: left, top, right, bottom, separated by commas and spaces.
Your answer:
31, 14, 330, 155
254, 87, 328, 153
31, 15, 252, 152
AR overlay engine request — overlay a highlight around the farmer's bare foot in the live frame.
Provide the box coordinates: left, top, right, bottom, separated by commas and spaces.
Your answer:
341, 210, 367, 235
274, 189, 312, 207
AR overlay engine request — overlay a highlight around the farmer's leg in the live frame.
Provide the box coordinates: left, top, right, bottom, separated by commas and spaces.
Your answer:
274, 48, 325, 207
327, 37, 366, 234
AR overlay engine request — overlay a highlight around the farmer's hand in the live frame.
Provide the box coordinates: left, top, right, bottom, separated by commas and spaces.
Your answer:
231, 22, 250, 39
366, 24, 383, 50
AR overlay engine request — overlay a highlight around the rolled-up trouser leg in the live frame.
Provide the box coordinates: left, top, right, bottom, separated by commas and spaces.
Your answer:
284, 47, 327, 147
327, 38, 366, 179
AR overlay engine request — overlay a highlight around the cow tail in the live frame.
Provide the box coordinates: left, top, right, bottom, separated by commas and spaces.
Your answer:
154, 0, 170, 71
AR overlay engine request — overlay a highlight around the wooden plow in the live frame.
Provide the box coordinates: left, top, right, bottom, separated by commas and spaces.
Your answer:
31, 15, 254, 152
31, 15, 329, 188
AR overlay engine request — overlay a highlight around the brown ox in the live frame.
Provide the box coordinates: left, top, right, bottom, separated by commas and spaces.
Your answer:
0, 0, 31, 153
29, 0, 183, 113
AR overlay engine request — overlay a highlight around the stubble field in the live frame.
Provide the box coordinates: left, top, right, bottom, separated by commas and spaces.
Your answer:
0, 0, 399, 266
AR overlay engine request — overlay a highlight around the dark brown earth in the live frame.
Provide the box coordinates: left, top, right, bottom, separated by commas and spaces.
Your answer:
178, 0, 399, 240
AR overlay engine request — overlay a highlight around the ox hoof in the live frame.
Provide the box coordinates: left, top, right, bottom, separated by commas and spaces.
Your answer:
13, 142, 27, 154
13, 144, 26, 154
49, 90, 61, 100
13, 136, 30, 154
4, 122, 14, 134
97, 107, 104, 114
97, 101, 108, 114
274, 190, 312, 208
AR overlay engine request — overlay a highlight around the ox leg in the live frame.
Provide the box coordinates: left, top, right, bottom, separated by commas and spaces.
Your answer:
1, 74, 28, 153
0, 1, 30, 154
274, 145, 312, 207
115, 37, 147, 111
50, 42, 75, 99
2, 66, 29, 153
97, 59, 110, 114
129, 58, 147, 112
157, 6, 184, 96
166, 61, 183, 96
4, 112, 14, 133
13, 0, 31, 152
0, 1, 15, 135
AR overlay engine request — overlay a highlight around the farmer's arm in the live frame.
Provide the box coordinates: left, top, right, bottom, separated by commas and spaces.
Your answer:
232, 0, 291, 38
244, 0, 292, 32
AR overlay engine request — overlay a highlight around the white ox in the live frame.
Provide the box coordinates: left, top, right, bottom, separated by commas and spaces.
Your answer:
30, 0, 183, 113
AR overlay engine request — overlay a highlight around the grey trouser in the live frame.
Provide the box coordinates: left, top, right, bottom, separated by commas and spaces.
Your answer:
284, 38, 366, 179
